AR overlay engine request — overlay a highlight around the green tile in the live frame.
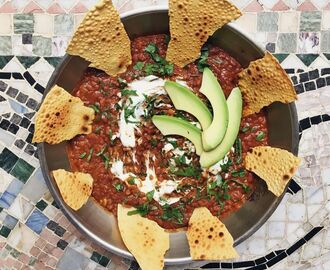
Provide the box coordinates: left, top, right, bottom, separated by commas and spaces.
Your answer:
272, 53, 289, 63
32, 36, 52, 56
277, 33, 297, 53
54, 14, 74, 36
0, 36, 12, 55
44, 57, 63, 68
28, 257, 37, 266
0, 226, 11, 238
99, 256, 110, 267
36, 199, 48, 211
0, 244, 12, 259
13, 14, 34, 34
10, 159, 35, 183
324, 53, 330, 61
300, 11, 321, 32
17, 56, 40, 69
0, 207, 3, 213
296, 54, 318, 67
257, 12, 278, 32
0, 56, 14, 69
321, 31, 330, 52
0, 148, 19, 173
91, 251, 102, 263
10, 249, 21, 258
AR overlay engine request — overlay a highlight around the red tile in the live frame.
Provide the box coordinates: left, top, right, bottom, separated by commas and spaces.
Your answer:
47, 3, 66, 14
0, 2, 17, 12
5, 257, 16, 267
18, 253, 30, 264
43, 243, 56, 254
70, 3, 88, 13
243, 0, 264, 12
35, 238, 46, 249
23, 1, 44, 13
46, 257, 57, 268
272, 0, 290, 11
297, 0, 317, 11
13, 260, 23, 269
29, 247, 41, 257
34, 262, 46, 270
51, 247, 64, 258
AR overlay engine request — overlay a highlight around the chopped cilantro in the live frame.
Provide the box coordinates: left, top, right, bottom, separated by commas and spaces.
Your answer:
144, 43, 158, 55
197, 47, 209, 72
255, 131, 266, 141
89, 103, 100, 113
127, 177, 136, 185
124, 105, 138, 123
161, 204, 184, 224
221, 158, 232, 172
127, 203, 150, 216
87, 148, 93, 162
121, 89, 138, 96
230, 179, 251, 193
167, 139, 178, 148
143, 95, 157, 119
146, 190, 155, 201
94, 126, 101, 134
150, 139, 158, 147
113, 182, 124, 191
96, 145, 107, 156
171, 165, 201, 179
114, 103, 122, 111
231, 168, 246, 177
133, 61, 144, 70
79, 152, 86, 159
109, 130, 115, 145
117, 77, 127, 88
241, 126, 250, 133
174, 111, 190, 121
235, 138, 242, 164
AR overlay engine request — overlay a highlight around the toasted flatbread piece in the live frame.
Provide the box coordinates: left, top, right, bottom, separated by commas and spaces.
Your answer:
187, 207, 238, 260
33, 85, 94, 144
52, 169, 93, 210
166, 0, 241, 67
238, 52, 297, 116
245, 146, 301, 196
117, 204, 169, 270
67, 0, 131, 76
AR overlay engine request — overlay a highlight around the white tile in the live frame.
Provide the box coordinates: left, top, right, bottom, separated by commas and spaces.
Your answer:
322, 11, 330, 30
58, 0, 76, 11
279, 12, 299, 33
28, 58, 54, 87
287, 203, 306, 222
302, 243, 322, 260
34, 0, 53, 9
0, 169, 13, 193
283, 0, 305, 9
7, 222, 38, 253
311, 0, 329, 9
7, 195, 34, 222
0, 14, 12, 35
247, 238, 267, 256
74, 14, 85, 31
231, 0, 252, 9
234, 13, 257, 34
268, 221, 286, 238
34, 14, 54, 37
258, 0, 279, 8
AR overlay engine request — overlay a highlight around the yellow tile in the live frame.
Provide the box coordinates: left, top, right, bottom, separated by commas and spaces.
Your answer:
0, 14, 12, 35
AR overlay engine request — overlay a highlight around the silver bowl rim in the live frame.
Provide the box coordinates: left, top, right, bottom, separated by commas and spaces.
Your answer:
37, 6, 299, 265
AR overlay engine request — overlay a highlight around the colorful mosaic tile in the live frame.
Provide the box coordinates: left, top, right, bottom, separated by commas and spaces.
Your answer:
0, 0, 329, 269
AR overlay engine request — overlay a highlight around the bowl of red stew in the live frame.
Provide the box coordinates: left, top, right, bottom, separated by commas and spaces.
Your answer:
38, 6, 299, 264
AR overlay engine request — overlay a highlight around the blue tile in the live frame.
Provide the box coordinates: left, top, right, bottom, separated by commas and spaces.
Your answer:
8, 99, 28, 114
3, 215, 18, 230
25, 209, 49, 234
57, 247, 90, 270
0, 192, 16, 209
0, 178, 24, 208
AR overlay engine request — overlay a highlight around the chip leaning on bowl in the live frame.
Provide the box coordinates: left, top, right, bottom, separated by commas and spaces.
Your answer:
33, 0, 301, 268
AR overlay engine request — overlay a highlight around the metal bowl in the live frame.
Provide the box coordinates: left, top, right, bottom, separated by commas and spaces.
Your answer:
38, 7, 299, 265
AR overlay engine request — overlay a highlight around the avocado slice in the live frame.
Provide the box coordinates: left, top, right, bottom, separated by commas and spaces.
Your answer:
200, 87, 242, 167
164, 81, 212, 130
152, 115, 203, 155
200, 68, 229, 151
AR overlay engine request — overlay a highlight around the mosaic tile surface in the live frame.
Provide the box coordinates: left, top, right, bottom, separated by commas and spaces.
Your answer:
0, 0, 330, 269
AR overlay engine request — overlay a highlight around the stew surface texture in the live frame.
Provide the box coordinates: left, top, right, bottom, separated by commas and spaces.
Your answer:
67, 34, 269, 229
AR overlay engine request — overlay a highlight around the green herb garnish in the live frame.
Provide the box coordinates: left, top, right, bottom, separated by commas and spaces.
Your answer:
121, 89, 138, 96
256, 131, 266, 141
146, 190, 155, 201
171, 166, 201, 179
161, 204, 184, 224
79, 152, 86, 159
114, 103, 122, 111
127, 203, 150, 216
231, 168, 246, 177
235, 138, 242, 164
133, 61, 144, 70
117, 77, 127, 88
127, 177, 136, 185
229, 179, 251, 193
87, 148, 93, 162
241, 126, 250, 133
197, 47, 209, 72
114, 182, 124, 191
96, 145, 107, 156
94, 126, 101, 134
89, 103, 100, 113
150, 139, 158, 147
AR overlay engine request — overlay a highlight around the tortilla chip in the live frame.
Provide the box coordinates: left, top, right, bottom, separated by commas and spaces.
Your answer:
117, 205, 169, 270
67, 0, 131, 76
187, 207, 238, 260
166, 0, 241, 67
238, 52, 297, 116
245, 146, 301, 196
52, 169, 93, 211
33, 85, 94, 144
